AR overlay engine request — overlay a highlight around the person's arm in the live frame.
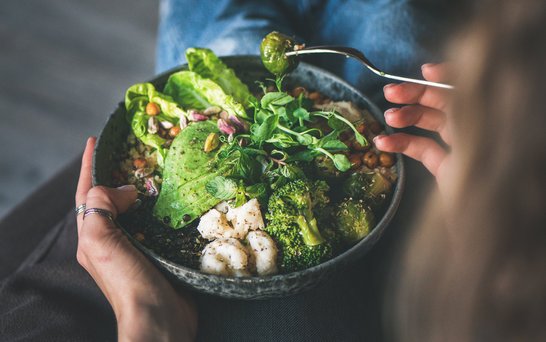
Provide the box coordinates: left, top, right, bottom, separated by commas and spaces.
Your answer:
375, 63, 452, 190
75, 137, 197, 342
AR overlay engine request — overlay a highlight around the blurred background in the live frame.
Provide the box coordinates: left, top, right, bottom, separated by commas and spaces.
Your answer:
0, 0, 158, 218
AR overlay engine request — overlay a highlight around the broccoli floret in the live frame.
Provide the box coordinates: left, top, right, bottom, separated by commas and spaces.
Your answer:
265, 179, 334, 272
335, 198, 375, 244
342, 171, 392, 209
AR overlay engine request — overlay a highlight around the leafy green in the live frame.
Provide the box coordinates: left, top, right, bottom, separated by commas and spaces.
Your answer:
260, 92, 294, 108
250, 114, 279, 146
205, 176, 238, 200
124, 83, 185, 166
164, 71, 248, 118
125, 83, 185, 121
129, 102, 168, 164
186, 47, 252, 107
245, 183, 268, 205
314, 111, 368, 146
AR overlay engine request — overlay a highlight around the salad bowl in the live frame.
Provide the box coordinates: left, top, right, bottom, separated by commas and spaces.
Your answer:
93, 56, 405, 299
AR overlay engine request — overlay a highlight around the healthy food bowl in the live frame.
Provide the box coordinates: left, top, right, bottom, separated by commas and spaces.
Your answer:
93, 55, 404, 299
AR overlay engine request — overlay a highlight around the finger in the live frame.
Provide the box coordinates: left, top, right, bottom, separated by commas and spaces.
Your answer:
76, 137, 96, 231
384, 82, 451, 112
384, 105, 450, 143
80, 185, 138, 238
421, 63, 451, 83
374, 133, 447, 178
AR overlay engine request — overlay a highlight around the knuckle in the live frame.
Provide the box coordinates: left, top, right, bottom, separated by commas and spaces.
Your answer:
86, 186, 110, 200
76, 248, 87, 266
78, 233, 95, 254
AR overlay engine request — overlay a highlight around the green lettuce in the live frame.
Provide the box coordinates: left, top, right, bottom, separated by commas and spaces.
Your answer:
186, 47, 252, 106
164, 71, 249, 119
125, 83, 185, 121
124, 83, 185, 166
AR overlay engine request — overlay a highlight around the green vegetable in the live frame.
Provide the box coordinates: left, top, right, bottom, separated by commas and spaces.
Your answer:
124, 83, 185, 166
125, 83, 185, 121
260, 31, 299, 76
164, 71, 248, 119
335, 199, 375, 244
186, 47, 252, 106
342, 171, 393, 208
265, 179, 333, 272
153, 121, 230, 228
205, 176, 238, 200
128, 100, 168, 164
245, 183, 268, 205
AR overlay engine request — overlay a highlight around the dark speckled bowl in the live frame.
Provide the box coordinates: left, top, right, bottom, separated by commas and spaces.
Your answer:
93, 56, 405, 300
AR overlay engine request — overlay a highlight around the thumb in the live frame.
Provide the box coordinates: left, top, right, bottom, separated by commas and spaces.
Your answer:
85, 185, 138, 218
78, 184, 138, 238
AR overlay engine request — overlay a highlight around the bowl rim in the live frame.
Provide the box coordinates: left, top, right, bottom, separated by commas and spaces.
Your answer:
93, 55, 405, 284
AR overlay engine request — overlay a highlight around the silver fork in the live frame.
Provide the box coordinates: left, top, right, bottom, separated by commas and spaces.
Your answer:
285, 46, 453, 89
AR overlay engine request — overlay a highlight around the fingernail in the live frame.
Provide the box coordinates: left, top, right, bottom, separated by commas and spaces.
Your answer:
117, 184, 137, 192
422, 63, 437, 70
373, 135, 385, 144
384, 108, 399, 115
383, 83, 395, 91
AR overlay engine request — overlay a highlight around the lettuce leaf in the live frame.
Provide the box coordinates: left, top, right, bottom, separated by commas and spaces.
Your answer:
125, 82, 185, 121
186, 47, 252, 107
164, 71, 249, 119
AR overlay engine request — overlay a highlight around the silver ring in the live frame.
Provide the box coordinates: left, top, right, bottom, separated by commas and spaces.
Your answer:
75, 204, 86, 216
83, 208, 114, 222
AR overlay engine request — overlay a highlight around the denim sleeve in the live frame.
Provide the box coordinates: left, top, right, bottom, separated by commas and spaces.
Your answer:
156, 0, 297, 73
156, 0, 453, 106
310, 0, 453, 105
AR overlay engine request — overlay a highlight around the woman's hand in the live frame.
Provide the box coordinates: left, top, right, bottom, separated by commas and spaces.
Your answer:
375, 63, 452, 188
75, 137, 197, 342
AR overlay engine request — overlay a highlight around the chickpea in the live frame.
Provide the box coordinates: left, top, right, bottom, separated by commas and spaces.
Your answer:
355, 122, 366, 134
308, 91, 322, 101
133, 158, 147, 169
351, 139, 368, 152
169, 126, 181, 138
379, 152, 395, 167
349, 153, 363, 169
362, 151, 379, 169
134, 232, 145, 242
146, 102, 161, 116
292, 86, 306, 97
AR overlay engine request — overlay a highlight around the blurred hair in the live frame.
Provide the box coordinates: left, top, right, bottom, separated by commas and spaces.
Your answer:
393, 1, 546, 341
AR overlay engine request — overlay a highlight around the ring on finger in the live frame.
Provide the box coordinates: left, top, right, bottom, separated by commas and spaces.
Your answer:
83, 208, 114, 222
75, 203, 86, 216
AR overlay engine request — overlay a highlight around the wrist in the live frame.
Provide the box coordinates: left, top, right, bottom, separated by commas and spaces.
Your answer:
114, 287, 197, 342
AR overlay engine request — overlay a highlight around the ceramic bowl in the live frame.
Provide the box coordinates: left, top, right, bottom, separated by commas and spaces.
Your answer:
93, 56, 405, 299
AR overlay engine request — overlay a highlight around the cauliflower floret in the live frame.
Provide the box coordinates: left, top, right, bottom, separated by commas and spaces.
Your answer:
196, 209, 232, 241
214, 201, 231, 214
226, 198, 265, 239
200, 238, 251, 277
246, 230, 278, 276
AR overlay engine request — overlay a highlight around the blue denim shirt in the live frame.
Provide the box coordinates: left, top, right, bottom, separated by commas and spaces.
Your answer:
156, 0, 451, 106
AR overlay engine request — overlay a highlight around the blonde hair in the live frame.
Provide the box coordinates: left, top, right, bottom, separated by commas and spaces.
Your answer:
394, 1, 546, 341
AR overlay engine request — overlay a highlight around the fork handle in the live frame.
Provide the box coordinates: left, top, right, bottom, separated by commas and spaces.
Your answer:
286, 48, 454, 90
379, 73, 454, 89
